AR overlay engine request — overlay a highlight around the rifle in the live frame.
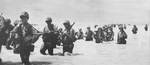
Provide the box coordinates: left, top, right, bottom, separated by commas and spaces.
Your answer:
63, 22, 76, 41
69, 22, 75, 30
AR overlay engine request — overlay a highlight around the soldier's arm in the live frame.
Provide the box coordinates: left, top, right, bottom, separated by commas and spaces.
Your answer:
11, 24, 20, 33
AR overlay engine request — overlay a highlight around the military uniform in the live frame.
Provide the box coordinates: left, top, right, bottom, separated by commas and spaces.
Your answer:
77, 29, 84, 39
107, 27, 114, 41
11, 12, 38, 65
3, 19, 14, 49
94, 27, 103, 43
62, 21, 76, 55
0, 15, 5, 62
102, 26, 108, 41
117, 27, 127, 44
40, 17, 58, 55
85, 27, 94, 41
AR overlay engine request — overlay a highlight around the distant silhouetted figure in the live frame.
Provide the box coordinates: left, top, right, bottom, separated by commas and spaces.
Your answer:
144, 24, 148, 31
132, 25, 138, 34
85, 27, 94, 41
117, 27, 127, 44
94, 27, 103, 43
77, 29, 84, 39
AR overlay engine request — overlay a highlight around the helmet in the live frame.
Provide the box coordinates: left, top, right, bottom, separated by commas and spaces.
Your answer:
87, 27, 90, 29
20, 11, 29, 19
63, 20, 70, 25
45, 17, 52, 22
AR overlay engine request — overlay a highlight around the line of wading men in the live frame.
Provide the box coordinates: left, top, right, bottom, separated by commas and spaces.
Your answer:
0, 11, 77, 65
0, 11, 149, 65
84, 25, 115, 43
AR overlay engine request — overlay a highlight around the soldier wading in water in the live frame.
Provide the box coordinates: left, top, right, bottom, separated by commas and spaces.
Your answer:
144, 24, 148, 31
40, 17, 59, 55
94, 27, 103, 43
85, 27, 94, 41
132, 25, 138, 34
10, 12, 40, 65
62, 20, 76, 56
117, 27, 127, 44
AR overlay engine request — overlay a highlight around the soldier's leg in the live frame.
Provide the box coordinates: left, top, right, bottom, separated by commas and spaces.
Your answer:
20, 48, 31, 65
63, 45, 68, 54
24, 52, 30, 65
69, 44, 74, 53
20, 52, 26, 64
48, 47, 53, 55
48, 42, 54, 55
40, 43, 48, 55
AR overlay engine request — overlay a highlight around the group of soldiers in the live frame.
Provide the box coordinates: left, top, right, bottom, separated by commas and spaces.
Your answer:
0, 12, 77, 65
0, 11, 149, 65
77, 23, 148, 45
82, 24, 114, 43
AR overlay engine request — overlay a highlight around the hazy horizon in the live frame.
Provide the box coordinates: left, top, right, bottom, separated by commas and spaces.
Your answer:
0, 0, 150, 29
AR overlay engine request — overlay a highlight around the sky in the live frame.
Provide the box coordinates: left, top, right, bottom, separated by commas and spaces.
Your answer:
0, 0, 150, 30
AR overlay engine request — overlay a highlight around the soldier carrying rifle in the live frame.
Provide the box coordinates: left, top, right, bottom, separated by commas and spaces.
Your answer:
62, 20, 76, 55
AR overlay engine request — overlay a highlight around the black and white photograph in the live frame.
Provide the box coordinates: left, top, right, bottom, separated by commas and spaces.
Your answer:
0, 0, 150, 65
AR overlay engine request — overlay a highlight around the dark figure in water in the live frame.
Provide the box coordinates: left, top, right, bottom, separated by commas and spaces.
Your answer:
144, 24, 148, 31
94, 27, 103, 43
77, 28, 84, 39
117, 27, 127, 44
10, 12, 40, 65
40, 17, 59, 55
132, 25, 138, 34
62, 21, 76, 55
85, 27, 94, 41
107, 27, 114, 41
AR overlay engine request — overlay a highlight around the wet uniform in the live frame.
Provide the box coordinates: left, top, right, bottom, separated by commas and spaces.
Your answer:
77, 30, 84, 39
62, 28, 76, 54
94, 28, 103, 43
117, 29, 127, 44
40, 24, 58, 55
85, 30, 94, 41
11, 22, 36, 64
